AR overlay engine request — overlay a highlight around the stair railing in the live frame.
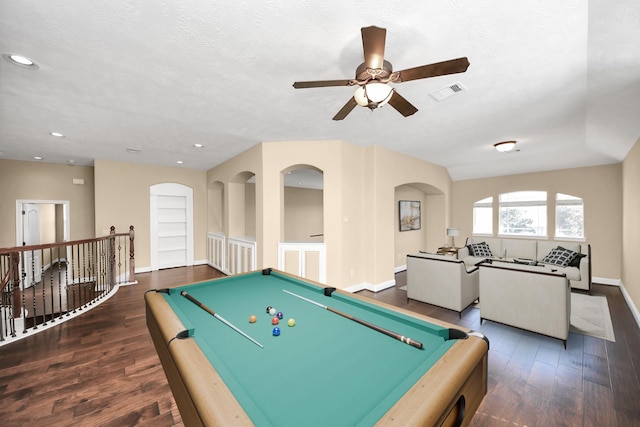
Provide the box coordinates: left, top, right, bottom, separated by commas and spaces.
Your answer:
0, 226, 136, 343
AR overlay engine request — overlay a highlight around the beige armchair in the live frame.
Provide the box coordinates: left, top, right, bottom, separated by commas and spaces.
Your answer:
406, 253, 479, 316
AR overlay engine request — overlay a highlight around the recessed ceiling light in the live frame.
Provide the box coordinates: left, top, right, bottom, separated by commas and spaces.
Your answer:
67, 159, 75, 164
34, 156, 43, 160
193, 143, 204, 148
176, 160, 184, 165
50, 132, 64, 137
3, 53, 39, 69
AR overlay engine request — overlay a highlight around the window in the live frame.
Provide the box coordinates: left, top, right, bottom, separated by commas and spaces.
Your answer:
473, 197, 493, 235
556, 193, 584, 239
499, 191, 547, 237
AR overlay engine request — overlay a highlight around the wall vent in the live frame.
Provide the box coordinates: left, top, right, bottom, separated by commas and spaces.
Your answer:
429, 82, 466, 101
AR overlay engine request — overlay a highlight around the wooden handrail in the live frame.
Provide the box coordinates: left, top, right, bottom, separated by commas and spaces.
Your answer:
0, 233, 132, 256
0, 226, 136, 341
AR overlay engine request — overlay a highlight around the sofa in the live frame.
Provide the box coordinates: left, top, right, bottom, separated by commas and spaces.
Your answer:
478, 262, 570, 346
458, 237, 591, 292
406, 253, 479, 316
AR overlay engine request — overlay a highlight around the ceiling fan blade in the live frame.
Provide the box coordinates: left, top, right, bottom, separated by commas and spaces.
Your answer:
293, 79, 352, 89
387, 91, 418, 117
332, 97, 358, 121
395, 57, 470, 83
361, 26, 386, 70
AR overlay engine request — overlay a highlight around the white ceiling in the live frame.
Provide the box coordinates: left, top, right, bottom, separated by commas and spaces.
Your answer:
1, 1, 639, 181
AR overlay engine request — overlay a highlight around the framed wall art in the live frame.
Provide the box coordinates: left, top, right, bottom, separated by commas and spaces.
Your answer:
399, 200, 421, 231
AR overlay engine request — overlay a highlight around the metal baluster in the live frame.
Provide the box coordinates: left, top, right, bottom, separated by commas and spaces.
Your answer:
56, 247, 63, 319
71, 244, 78, 313
64, 248, 70, 317
48, 247, 56, 323
30, 250, 38, 330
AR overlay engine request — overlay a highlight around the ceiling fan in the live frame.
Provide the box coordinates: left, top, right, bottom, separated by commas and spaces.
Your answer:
293, 26, 470, 120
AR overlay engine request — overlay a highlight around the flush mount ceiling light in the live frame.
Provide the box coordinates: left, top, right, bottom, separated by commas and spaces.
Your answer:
494, 141, 517, 152
3, 53, 39, 69
50, 132, 64, 137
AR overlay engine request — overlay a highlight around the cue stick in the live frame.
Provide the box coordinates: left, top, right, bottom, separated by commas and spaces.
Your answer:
282, 289, 423, 349
180, 291, 264, 349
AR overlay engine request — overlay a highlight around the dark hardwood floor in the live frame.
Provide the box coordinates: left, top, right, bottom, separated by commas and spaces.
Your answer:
1, 265, 639, 426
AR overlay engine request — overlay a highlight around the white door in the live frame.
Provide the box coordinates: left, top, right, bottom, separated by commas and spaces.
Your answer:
22, 203, 42, 285
150, 183, 194, 270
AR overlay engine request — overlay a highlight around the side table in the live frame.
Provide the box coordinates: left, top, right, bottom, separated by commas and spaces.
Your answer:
436, 246, 460, 257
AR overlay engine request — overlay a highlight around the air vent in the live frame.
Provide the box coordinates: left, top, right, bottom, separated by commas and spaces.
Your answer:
429, 82, 466, 101
126, 147, 141, 153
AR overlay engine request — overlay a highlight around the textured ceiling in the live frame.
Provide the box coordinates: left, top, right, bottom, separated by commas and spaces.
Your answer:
1, 1, 639, 181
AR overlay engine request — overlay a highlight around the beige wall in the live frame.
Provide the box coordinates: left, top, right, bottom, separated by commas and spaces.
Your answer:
207, 141, 452, 288
452, 163, 622, 281
0, 159, 95, 247
366, 146, 452, 285
284, 187, 323, 242
394, 186, 428, 268
94, 159, 208, 269
622, 138, 640, 316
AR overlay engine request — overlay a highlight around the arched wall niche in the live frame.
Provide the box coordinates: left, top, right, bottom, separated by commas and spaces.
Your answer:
394, 182, 447, 268
281, 165, 324, 243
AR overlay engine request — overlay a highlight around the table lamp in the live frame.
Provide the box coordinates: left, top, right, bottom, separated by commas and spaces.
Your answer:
446, 227, 460, 247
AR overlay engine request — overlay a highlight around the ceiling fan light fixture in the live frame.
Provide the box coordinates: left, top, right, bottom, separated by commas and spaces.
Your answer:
354, 82, 393, 109
494, 141, 517, 152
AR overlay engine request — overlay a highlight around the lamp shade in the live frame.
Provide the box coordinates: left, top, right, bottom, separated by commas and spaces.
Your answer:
446, 227, 460, 237
354, 82, 393, 108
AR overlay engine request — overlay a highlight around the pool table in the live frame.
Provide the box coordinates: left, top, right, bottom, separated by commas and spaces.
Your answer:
145, 269, 488, 427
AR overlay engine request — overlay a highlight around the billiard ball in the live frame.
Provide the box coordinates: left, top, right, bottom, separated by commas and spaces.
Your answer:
266, 306, 273, 314
287, 318, 295, 327
272, 327, 281, 336
276, 311, 284, 319
249, 315, 257, 323
272, 317, 279, 325
269, 307, 277, 316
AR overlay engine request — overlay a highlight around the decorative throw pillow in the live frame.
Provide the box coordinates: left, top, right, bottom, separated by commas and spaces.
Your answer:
469, 242, 493, 257
542, 247, 578, 267
569, 252, 586, 267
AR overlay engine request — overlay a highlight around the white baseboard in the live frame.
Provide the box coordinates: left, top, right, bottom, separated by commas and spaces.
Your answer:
394, 265, 407, 274
344, 278, 396, 293
594, 276, 640, 330
593, 276, 621, 286
619, 282, 640, 330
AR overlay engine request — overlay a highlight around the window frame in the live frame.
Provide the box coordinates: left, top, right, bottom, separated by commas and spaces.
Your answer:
555, 193, 585, 240
498, 191, 548, 238
472, 196, 493, 236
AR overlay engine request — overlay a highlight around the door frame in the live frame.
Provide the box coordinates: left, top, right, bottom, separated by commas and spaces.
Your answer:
16, 199, 70, 247
150, 183, 194, 271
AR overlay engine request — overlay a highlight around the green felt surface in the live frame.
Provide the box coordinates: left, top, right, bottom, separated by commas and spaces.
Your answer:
163, 270, 456, 427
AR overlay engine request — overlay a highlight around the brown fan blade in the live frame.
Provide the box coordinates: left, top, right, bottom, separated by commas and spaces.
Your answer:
387, 91, 418, 117
332, 97, 358, 121
361, 26, 386, 70
293, 79, 352, 89
395, 57, 470, 83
